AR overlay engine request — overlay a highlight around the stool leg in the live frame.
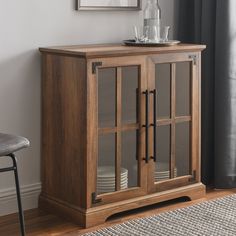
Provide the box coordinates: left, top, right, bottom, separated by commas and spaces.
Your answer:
9, 154, 26, 236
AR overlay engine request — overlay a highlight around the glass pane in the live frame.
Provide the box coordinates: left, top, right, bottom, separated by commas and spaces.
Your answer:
155, 125, 171, 182
155, 64, 171, 119
98, 68, 116, 128
176, 122, 191, 177
122, 66, 139, 124
176, 62, 191, 116
97, 134, 116, 194
121, 130, 139, 188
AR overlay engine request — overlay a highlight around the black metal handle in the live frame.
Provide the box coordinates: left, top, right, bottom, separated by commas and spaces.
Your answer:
150, 89, 157, 162
143, 90, 149, 163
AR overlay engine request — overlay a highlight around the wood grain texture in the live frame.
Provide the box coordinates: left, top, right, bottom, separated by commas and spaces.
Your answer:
147, 56, 156, 194
93, 57, 148, 205
40, 44, 205, 228
170, 63, 176, 179
41, 54, 87, 209
115, 67, 122, 191
84, 183, 205, 228
198, 52, 202, 182
146, 52, 201, 195
39, 44, 206, 59
98, 123, 139, 134
156, 116, 191, 126
190, 53, 200, 181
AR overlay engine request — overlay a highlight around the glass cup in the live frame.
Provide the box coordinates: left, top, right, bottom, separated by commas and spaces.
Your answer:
161, 26, 170, 42
133, 26, 148, 43
143, 24, 161, 43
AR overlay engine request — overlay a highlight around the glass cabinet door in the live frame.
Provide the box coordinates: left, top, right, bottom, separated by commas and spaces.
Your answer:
95, 64, 147, 204
149, 54, 199, 192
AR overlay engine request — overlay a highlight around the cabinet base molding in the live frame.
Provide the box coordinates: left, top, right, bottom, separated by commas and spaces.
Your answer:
39, 183, 205, 228
39, 194, 86, 226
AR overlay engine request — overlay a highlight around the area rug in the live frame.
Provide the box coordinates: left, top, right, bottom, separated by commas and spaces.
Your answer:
81, 194, 236, 236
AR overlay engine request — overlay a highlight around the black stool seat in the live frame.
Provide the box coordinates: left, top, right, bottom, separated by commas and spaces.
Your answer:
0, 133, 29, 156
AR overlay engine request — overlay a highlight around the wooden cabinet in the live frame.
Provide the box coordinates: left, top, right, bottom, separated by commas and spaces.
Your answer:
39, 44, 206, 228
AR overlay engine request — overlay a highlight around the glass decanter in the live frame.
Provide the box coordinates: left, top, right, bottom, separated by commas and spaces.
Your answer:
143, 0, 161, 42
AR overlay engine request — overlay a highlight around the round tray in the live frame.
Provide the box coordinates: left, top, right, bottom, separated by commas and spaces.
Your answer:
123, 39, 181, 47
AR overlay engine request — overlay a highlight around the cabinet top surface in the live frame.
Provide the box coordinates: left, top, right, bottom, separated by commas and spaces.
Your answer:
39, 43, 206, 58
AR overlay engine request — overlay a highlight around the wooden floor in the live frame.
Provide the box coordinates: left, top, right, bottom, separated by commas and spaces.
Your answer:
1, 189, 236, 236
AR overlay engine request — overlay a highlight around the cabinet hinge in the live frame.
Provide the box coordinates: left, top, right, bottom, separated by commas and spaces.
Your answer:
92, 192, 102, 205
189, 55, 197, 65
92, 62, 102, 74
189, 170, 197, 182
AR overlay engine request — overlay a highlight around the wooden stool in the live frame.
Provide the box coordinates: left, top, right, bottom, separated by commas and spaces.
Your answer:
0, 133, 30, 236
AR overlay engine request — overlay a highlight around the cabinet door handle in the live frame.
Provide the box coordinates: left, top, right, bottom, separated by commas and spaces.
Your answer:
143, 90, 149, 163
150, 89, 157, 162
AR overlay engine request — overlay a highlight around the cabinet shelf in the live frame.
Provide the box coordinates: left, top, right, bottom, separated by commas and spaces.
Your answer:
98, 123, 139, 134
157, 116, 192, 126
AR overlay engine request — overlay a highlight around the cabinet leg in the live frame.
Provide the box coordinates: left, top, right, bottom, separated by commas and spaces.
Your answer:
187, 185, 206, 201
85, 212, 110, 228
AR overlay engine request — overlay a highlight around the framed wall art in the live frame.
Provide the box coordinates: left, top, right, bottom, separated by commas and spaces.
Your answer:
76, 0, 141, 11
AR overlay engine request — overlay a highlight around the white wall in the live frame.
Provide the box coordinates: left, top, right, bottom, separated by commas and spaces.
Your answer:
0, 0, 176, 215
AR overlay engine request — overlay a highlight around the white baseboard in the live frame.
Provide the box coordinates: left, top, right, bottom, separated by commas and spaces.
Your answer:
0, 183, 41, 216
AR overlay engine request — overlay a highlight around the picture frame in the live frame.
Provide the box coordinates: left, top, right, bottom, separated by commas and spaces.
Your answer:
76, 0, 141, 11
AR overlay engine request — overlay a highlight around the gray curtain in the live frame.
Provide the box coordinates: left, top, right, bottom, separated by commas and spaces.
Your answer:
178, 0, 236, 188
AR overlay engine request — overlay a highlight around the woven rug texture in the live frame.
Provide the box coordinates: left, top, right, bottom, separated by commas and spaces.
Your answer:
82, 194, 236, 236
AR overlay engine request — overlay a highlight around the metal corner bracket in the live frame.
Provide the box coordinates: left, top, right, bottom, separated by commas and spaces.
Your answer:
92, 192, 102, 204
189, 170, 197, 182
189, 55, 197, 65
92, 62, 102, 74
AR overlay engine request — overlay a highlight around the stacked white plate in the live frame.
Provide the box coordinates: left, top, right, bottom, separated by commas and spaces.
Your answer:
97, 166, 128, 194
155, 162, 177, 182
